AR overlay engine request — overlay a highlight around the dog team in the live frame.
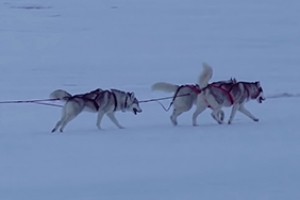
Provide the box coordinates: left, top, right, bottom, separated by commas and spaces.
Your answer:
50, 62, 265, 132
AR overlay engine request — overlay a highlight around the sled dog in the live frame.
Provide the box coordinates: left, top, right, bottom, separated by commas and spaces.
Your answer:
193, 62, 265, 125
151, 77, 236, 126
50, 88, 142, 132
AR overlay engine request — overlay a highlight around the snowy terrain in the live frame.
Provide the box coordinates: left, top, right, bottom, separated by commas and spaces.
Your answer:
1, 0, 300, 199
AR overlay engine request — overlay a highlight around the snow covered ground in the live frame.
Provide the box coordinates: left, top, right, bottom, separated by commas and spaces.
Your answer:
1, 0, 300, 199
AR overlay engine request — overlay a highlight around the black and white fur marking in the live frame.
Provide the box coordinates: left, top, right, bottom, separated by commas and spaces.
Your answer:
151, 77, 236, 126
50, 88, 142, 132
193, 63, 265, 125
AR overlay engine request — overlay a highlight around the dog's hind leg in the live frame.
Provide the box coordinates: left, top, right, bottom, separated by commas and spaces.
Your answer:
192, 104, 207, 126
193, 93, 222, 125
228, 104, 240, 124
170, 108, 184, 126
59, 113, 79, 132
238, 104, 259, 122
218, 110, 225, 122
106, 112, 124, 129
51, 118, 65, 133
51, 109, 68, 132
211, 107, 224, 124
205, 94, 224, 124
211, 110, 225, 124
57, 103, 82, 132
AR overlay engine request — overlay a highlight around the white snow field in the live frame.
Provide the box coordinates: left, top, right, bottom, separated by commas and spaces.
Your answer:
1, 0, 300, 199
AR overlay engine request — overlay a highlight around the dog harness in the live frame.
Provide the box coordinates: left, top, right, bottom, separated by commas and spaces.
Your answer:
172, 84, 201, 103
94, 90, 118, 111
111, 92, 118, 111
244, 86, 250, 100
70, 94, 100, 110
186, 84, 202, 94
211, 84, 235, 105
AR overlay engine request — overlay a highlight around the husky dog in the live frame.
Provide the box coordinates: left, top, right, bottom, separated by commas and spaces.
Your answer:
151, 78, 236, 126
50, 88, 142, 132
193, 62, 265, 125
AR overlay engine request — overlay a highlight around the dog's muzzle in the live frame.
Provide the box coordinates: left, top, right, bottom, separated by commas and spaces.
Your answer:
259, 96, 265, 103
133, 108, 142, 115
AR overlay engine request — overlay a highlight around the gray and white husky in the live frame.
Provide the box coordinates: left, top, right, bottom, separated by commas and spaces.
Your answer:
50, 88, 142, 132
151, 77, 236, 126
193, 63, 266, 125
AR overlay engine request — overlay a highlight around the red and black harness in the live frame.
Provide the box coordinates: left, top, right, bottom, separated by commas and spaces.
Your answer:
69, 89, 118, 111
172, 84, 202, 101
210, 84, 235, 105
172, 83, 235, 107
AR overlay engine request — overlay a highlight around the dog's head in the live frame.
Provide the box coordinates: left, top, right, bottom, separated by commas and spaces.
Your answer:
125, 92, 142, 115
254, 81, 265, 103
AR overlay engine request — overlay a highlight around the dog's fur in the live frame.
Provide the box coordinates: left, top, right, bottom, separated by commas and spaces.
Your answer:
193, 63, 266, 125
151, 70, 236, 126
50, 88, 142, 132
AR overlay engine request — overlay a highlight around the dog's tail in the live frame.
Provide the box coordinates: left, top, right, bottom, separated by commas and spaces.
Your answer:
198, 62, 213, 88
49, 89, 72, 101
151, 82, 179, 93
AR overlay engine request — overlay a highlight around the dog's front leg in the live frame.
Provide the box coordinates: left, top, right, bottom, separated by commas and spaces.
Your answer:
106, 112, 124, 129
96, 110, 105, 130
228, 104, 240, 124
238, 104, 259, 122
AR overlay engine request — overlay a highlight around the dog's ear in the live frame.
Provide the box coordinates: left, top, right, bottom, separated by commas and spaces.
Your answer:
255, 81, 261, 86
229, 77, 236, 83
130, 92, 135, 99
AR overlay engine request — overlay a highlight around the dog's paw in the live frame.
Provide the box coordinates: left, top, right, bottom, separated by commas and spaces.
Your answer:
170, 118, 178, 126
118, 126, 125, 129
211, 113, 223, 124
193, 123, 199, 127
51, 128, 56, 133
253, 118, 259, 122
215, 119, 224, 125
220, 115, 225, 122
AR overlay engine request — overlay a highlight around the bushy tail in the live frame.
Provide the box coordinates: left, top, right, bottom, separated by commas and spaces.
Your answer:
49, 89, 72, 101
198, 62, 213, 88
151, 82, 179, 93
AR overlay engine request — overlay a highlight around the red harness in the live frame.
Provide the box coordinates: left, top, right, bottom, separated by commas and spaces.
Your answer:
211, 84, 234, 105
186, 84, 202, 94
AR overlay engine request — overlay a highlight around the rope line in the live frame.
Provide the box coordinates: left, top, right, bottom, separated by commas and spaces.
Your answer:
138, 93, 190, 111
138, 94, 189, 103
0, 98, 59, 104
0, 92, 300, 111
33, 102, 63, 107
